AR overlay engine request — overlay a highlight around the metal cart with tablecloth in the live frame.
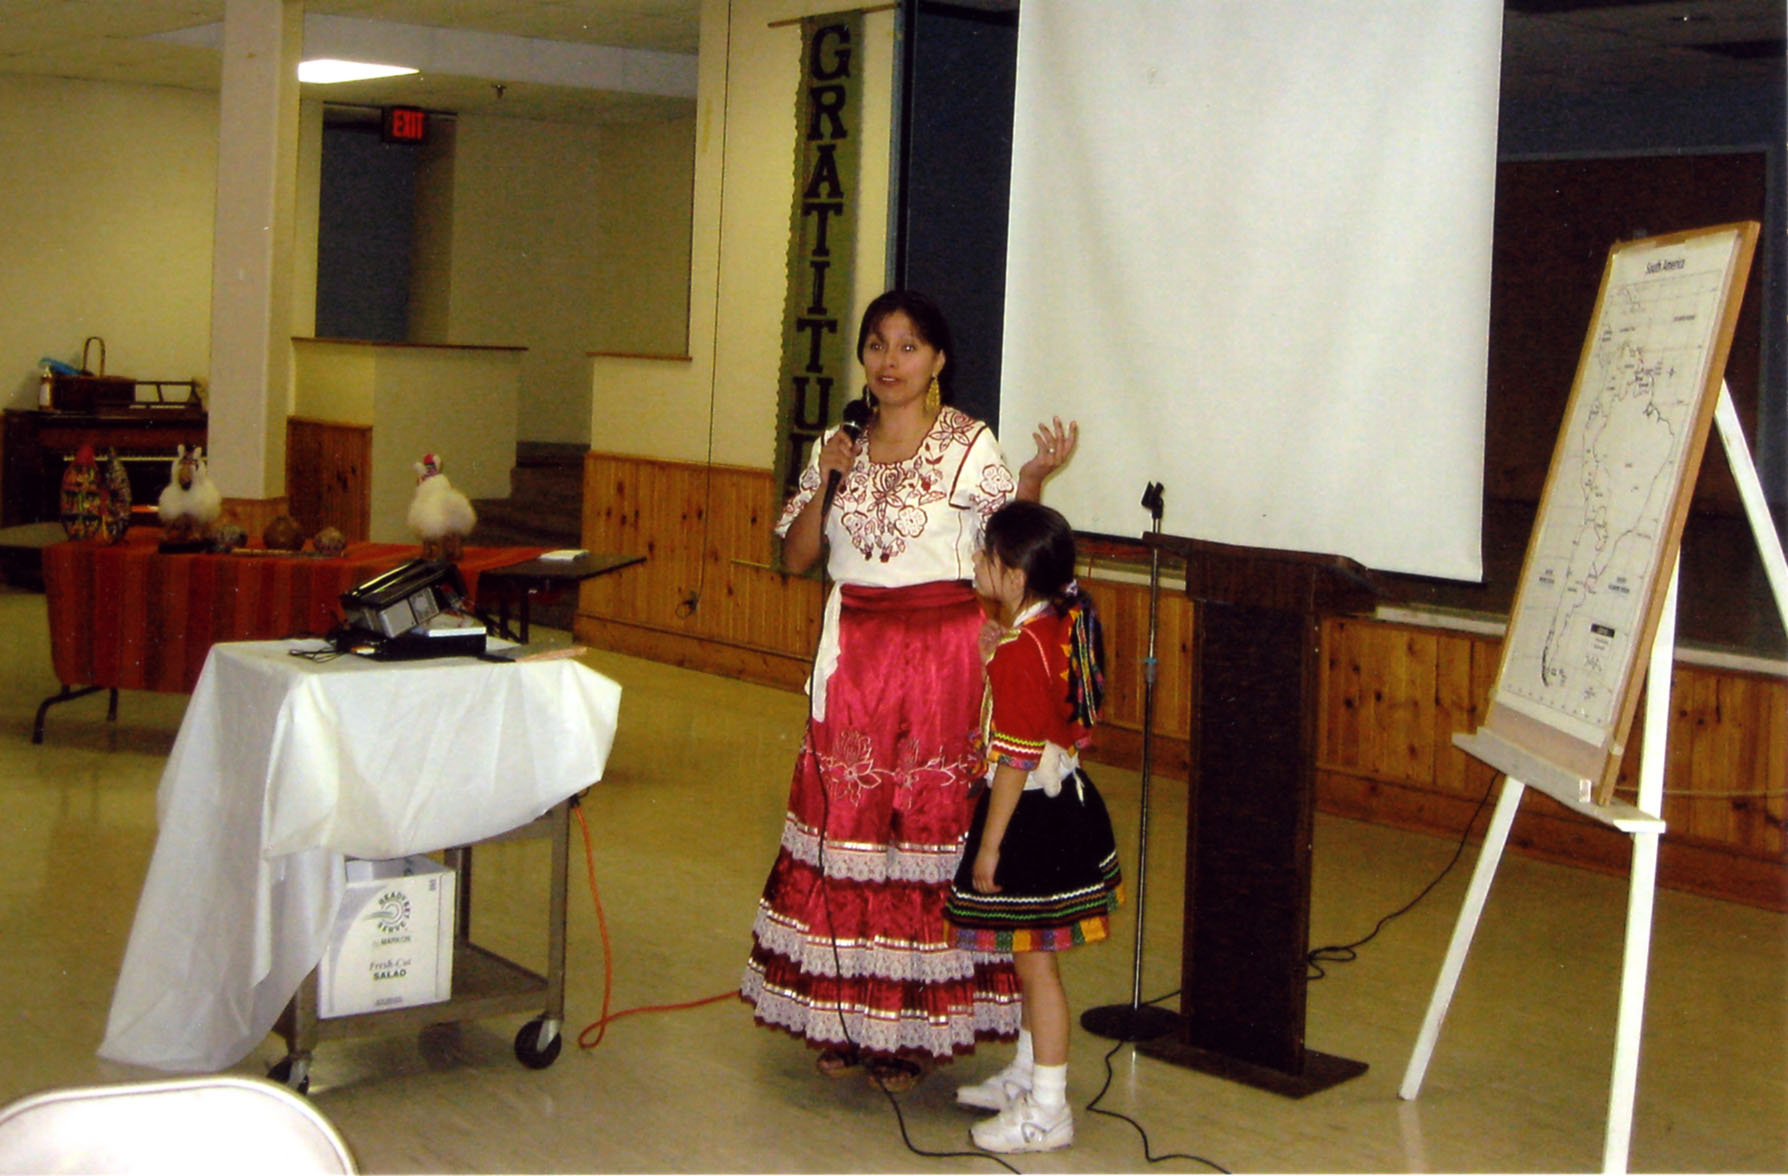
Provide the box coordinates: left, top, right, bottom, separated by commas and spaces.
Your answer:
268, 797, 576, 1093
99, 640, 620, 1082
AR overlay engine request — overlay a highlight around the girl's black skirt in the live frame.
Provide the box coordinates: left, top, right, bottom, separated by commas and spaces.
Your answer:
945, 768, 1123, 952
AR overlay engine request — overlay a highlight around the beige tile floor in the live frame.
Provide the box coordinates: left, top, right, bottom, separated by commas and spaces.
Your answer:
0, 581, 1782, 1173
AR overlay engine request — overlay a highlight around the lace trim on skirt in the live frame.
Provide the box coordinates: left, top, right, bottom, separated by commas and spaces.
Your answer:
740, 958, 1020, 1059
779, 817, 964, 885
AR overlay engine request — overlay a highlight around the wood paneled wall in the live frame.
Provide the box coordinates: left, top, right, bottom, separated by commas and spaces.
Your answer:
286, 417, 372, 541
1318, 617, 1787, 909
575, 453, 1787, 910
576, 454, 824, 688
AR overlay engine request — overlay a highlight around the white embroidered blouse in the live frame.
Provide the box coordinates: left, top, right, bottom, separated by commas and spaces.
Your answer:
774, 405, 1017, 586
775, 406, 1018, 720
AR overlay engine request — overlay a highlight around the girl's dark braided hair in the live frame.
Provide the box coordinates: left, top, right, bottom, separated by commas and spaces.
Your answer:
983, 500, 1105, 727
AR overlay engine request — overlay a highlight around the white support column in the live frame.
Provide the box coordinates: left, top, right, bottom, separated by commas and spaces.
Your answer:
208, 0, 303, 507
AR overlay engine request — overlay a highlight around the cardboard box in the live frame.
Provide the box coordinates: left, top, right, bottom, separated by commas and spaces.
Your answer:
318, 855, 455, 1019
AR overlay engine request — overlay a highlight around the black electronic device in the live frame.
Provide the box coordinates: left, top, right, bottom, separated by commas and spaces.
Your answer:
332, 559, 489, 660
339, 559, 465, 638
362, 621, 487, 661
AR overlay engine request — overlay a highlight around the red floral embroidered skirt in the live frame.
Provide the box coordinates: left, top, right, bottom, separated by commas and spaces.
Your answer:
740, 580, 1021, 1061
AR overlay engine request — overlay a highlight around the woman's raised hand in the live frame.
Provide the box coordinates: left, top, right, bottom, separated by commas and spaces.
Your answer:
1016, 416, 1078, 499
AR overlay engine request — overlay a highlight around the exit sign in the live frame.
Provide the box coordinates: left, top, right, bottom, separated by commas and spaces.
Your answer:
381, 106, 429, 144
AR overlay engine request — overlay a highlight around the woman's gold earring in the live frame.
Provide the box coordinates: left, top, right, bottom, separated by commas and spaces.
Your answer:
926, 375, 941, 412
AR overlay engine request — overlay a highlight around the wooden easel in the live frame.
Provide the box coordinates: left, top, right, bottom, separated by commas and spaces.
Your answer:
1400, 221, 1775, 1174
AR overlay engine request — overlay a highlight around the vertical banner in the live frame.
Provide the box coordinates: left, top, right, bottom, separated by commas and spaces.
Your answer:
774, 11, 863, 505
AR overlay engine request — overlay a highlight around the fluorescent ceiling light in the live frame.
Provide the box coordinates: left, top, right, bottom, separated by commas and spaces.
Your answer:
148, 17, 696, 99
298, 58, 417, 84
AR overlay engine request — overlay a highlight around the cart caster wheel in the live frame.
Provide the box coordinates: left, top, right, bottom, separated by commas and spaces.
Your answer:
268, 1055, 311, 1095
514, 1017, 562, 1070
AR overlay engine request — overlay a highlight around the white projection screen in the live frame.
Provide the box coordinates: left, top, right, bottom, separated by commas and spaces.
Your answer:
998, 2, 1502, 580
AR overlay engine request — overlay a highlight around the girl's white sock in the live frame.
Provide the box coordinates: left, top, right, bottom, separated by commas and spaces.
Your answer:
1031, 1062, 1068, 1110
1010, 1027, 1035, 1079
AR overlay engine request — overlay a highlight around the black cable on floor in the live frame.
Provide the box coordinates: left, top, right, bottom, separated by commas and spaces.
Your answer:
815, 790, 1019, 1173
1081, 989, 1230, 1172
1306, 776, 1498, 980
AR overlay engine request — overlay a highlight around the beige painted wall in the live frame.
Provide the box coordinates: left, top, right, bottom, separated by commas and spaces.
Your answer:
590, 118, 696, 359
408, 118, 459, 346
588, 0, 894, 468
0, 72, 693, 463
287, 342, 377, 423
292, 98, 323, 346
444, 113, 695, 448
0, 76, 219, 411
442, 115, 600, 447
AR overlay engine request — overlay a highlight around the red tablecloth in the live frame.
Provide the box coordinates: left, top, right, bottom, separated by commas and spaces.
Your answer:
43, 531, 546, 694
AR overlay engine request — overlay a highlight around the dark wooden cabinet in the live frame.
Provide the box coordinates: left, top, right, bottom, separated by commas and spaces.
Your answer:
2, 409, 207, 528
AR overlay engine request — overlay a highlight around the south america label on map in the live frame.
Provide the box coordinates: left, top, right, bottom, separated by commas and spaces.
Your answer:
1497, 229, 1743, 745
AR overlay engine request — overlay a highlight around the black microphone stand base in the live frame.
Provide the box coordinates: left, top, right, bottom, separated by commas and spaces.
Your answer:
1079, 1001, 1180, 1043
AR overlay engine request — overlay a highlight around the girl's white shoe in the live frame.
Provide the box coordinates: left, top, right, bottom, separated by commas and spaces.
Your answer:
970, 1092, 1074, 1153
955, 1066, 1030, 1112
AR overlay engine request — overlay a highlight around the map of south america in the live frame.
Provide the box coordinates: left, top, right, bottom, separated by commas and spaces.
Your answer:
1498, 229, 1745, 744
1537, 337, 1675, 694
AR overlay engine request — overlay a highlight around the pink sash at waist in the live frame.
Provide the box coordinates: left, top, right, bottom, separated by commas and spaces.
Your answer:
811, 580, 979, 721
839, 579, 977, 612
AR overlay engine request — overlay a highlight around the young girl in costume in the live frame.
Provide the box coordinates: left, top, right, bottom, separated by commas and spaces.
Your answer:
946, 500, 1123, 1153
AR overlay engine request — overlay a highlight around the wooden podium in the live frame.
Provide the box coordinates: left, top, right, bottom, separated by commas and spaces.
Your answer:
1137, 534, 1383, 1097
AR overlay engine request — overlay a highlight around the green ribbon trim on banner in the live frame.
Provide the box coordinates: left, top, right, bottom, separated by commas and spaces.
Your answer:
773, 10, 863, 512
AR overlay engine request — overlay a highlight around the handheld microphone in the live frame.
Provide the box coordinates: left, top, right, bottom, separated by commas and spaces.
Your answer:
824, 398, 873, 514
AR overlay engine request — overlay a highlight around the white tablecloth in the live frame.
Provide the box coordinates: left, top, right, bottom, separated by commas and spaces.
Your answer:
99, 641, 622, 1072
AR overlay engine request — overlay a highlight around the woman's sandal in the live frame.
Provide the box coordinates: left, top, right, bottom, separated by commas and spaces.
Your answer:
815, 1047, 861, 1078
865, 1056, 924, 1093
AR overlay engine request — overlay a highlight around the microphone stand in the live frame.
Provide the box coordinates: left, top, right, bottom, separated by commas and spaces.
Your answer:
1081, 482, 1180, 1042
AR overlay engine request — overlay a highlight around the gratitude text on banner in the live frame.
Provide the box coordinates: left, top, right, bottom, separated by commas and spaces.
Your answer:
774, 11, 862, 506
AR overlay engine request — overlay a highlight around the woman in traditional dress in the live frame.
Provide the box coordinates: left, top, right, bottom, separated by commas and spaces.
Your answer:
739, 290, 1076, 1090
